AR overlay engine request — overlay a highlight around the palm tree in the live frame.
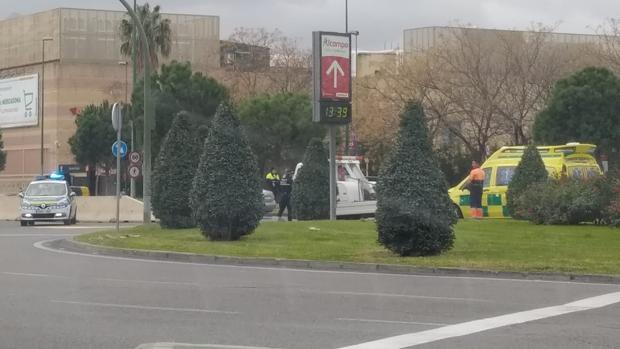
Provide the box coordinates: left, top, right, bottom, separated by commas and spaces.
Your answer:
119, 3, 172, 71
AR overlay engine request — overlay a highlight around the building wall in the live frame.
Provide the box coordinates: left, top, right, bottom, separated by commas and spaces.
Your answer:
356, 50, 400, 78
0, 8, 221, 193
403, 26, 604, 54
0, 9, 60, 70
58, 8, 220, 71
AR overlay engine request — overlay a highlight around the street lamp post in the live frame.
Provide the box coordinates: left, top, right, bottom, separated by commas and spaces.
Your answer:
40, 37, 53, 175
118, 0, 153, 224
118, 61, 128, 103
118, 60, 135, 198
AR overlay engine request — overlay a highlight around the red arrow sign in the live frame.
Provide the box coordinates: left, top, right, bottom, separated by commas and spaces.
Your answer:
320, 34, 351, 100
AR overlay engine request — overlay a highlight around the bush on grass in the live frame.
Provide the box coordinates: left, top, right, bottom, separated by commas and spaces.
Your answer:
507, 144, 548, 218
291, 138, 330, 220
190, 103, 263, 240
376, 102, 456, 256
516, 176, 609, 225
152, 112, 201, 228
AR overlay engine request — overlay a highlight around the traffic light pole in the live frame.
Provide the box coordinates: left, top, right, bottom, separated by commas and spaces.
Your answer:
117, 0, 153, 224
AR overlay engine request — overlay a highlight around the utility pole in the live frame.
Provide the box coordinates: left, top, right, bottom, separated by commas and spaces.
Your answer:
343, 0, 350, 157
118, 0, 153, 224
40, 37, 53, 175
130, 0, 137, 198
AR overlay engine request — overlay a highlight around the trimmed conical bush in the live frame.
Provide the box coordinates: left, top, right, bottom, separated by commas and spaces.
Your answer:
190, 104, 263, 240
152, 112, 200, 228
376, 102, 456, 256
291, 138, 330, 220
507, 144, 548, 218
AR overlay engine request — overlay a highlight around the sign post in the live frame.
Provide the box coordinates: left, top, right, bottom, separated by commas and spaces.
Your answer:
128, 151, 142, 180
111, 103, 123, 233
312, 31, 352, 220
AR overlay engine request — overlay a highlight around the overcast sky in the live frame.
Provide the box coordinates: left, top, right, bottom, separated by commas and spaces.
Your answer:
5, 0, 620, 50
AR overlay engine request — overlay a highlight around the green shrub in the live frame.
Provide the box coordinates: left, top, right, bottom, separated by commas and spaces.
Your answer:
291, 138, 330, 220
376, 102, 456, 256
190, 103, 263, 240
152, 112, 200, 228
516, 177, 605, 224
507, 144, 548, 218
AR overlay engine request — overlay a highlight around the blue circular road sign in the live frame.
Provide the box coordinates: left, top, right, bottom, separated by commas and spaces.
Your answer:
112, 140, 128, 158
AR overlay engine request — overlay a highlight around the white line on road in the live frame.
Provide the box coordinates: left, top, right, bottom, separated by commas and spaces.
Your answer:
32, 225, 118, 229
336, 291, 620, 349
2, 271, 199, 287
136, 343, 283, 349
95, 277, 199, 286
51, 300, 239, 315
0, 233, 74, 237
317, 290, 492, 303
2, 271, 70, 279
32, 240, 620, 287
337, 318, 448, 327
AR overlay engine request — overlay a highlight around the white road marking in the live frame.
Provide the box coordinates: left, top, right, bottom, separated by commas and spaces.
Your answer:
51, 300, 239, 315
0, 233, 74, 237
2, 271, 70, 279
95, 277, 198, 287
337, 318, 447, 326
2, 270, 198, 286
336, 291, 620, 349
32, 225, 119, 229
136, 343, 282, 349
32, 240, 620, 286
317, 290, 492, 303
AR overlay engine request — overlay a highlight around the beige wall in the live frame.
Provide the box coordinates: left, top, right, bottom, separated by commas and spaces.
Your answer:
0, 8, 221, 193
356, 51, 400, 78
58, 8, 220, 71
0, 9, 60, 70
0, 60, 131, 193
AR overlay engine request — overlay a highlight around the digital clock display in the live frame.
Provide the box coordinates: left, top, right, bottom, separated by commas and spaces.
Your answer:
319, 101, 352, 124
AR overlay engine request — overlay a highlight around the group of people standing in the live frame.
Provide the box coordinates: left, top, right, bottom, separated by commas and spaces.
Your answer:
265, 167, 294, 221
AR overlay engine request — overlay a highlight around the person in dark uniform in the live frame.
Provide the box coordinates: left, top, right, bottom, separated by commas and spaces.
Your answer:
468, 160, 485, 219
277, 169, 293, 221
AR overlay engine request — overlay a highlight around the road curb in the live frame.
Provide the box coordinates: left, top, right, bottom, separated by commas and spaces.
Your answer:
47, 238, 620, 284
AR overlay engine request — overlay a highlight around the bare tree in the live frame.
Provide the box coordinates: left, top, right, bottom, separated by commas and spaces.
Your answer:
417, 27, 511, 160
221, 28, 311, 100
493, 26, 567, 145
268, 36, 312, 94
594, 19, 620, 72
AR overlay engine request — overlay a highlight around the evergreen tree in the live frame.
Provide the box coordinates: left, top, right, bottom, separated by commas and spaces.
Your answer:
291, 138, 330, 220
507, 144, 548, 218
376, 102, 456, 256
190, 104, 263, 240
152, 112, 200, 228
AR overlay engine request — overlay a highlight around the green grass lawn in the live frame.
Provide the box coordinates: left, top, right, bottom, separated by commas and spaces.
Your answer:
76, 219, 620, 275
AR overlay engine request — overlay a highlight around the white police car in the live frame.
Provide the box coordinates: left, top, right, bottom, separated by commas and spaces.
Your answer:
19, 177, 77, 226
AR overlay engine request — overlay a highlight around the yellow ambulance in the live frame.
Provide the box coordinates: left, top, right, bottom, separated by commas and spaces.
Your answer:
449, 143, 602, 218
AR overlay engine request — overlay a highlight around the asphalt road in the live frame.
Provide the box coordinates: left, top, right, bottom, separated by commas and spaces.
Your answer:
0, 221, 619, 349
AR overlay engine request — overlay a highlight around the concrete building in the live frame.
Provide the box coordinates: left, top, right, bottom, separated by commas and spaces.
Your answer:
403, 26, 603, 54
0, 8, 220, 193
355, 50, 401, 78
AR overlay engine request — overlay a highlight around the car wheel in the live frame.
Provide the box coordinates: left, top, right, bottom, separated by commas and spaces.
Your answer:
71, 214, 77, 225
20, 221, 27, 227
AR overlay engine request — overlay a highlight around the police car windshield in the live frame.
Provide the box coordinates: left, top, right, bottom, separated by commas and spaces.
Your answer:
25, 182, 67, 196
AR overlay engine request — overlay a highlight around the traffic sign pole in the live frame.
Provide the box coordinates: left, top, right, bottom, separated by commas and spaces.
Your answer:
312, 31, 352, 221
112, 103, 122, 233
